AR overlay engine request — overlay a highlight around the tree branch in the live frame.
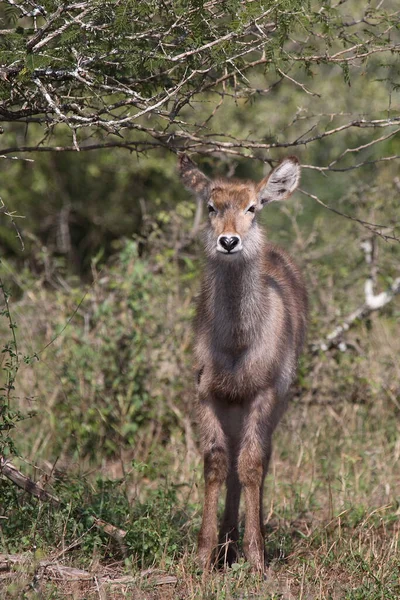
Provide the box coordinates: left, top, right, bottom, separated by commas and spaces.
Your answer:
0, 457, 127, 543
311, 245, 400, 353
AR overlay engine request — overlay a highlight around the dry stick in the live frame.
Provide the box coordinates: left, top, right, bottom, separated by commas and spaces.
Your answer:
30, 8, 92, 53
327, 127, 400, 168
1, 115, 400, 154
298, 188, 399, 243
0, 197, 25, 251
0, 457, 127, 543
0, 459, 60, 505
311, 277, 400, 353
26, 4, 67, 51
304, 154, 400, 173
93, 518, 127, 543
0, 554, 178, 585
0, 554, 93, 581
288, 41, 400, 64
276, 67, 320, 97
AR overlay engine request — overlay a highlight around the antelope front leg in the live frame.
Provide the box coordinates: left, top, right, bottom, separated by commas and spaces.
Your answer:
238, 392, 274, 571
238, 447, 264, 570
197, 397, 228, 569
218, 463, 241, 566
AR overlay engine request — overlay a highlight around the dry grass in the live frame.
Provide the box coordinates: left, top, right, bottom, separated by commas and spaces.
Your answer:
2, 378, 399, 599
1, 241, 400, 599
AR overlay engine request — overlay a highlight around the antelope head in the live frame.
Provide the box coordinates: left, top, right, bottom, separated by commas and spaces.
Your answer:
179, 154, 301, 259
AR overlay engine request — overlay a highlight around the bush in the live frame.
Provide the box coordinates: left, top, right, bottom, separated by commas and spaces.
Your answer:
41, 238, 196, 459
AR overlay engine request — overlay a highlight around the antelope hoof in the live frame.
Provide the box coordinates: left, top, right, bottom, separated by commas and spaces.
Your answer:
244, 535, 265, 572
198, 537, 216, 570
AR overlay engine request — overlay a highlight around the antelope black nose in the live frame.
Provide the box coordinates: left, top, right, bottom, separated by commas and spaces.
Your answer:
219, 235, 240, 252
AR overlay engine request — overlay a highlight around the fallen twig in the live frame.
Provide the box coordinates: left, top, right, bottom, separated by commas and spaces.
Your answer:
0, 553, 177, 585
0, 458, 127, 543
0, 458, 60, 505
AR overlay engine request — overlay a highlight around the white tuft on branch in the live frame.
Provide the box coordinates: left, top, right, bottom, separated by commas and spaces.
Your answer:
312, 240, 400, 353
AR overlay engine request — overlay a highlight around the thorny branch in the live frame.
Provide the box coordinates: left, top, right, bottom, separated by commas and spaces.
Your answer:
0, 1, 399, 158
298, 189, 400, 243
0, 197, 25, 251
0, 1, 399, 235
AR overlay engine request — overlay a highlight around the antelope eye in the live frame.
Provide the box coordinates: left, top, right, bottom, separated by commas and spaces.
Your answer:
208, 204, 216, 214
246, 205, 256, 213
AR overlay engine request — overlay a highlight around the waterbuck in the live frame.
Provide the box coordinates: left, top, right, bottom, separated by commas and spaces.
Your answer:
179, 154, 308, 571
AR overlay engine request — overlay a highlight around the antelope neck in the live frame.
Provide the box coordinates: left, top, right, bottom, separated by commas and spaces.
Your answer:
206, 249, 265, 350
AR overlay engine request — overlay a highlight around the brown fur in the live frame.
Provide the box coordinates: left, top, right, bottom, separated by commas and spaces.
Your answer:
179, 155, 308, 571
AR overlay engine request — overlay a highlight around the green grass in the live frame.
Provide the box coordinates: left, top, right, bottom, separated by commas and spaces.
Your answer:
1, 237, 399, 599
1, 389, 399, 599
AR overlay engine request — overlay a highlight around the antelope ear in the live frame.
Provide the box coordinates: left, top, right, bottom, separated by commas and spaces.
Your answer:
178, 154, 210, 201
256, 156, 301, 205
